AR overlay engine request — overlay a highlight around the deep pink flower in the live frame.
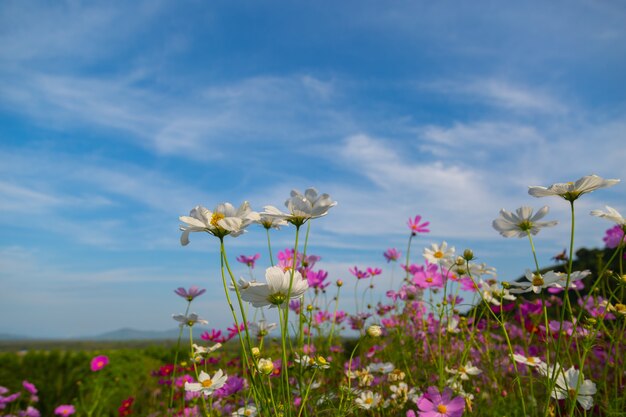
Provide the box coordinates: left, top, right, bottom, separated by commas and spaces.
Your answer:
413, 263, 444, 289
226, 323, 245, 340
408, 215, 430, 235
90, 355, 109, 372
236, 253, 261, 268
54, 405, 76, 416
349, 266, 370, 279
200, 329, 226, 343
383, 248, 401, 262
367, 267, 382, 277
306, 269, 330, 289
417, 386, 465, 417
402, 263, 424, 275
459, 277, 480, 292
604, 225, 625, 248
22, 380, 37, 395
174, 286, 206, 301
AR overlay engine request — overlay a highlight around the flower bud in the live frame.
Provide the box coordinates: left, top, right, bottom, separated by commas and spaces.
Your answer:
336, 279, 343, 287
463, 249, 475, 261
257, 358, 274, 375
366, 324, 382, 338
251, 347, 261, 358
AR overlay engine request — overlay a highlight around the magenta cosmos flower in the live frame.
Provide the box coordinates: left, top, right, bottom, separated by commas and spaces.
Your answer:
417, 386, 465, 417
383, 248, 401, 262
174, 286, 206, 301
90, 355, 109, 372
54, 405, 76, 416
408, 215, 430, 235
236, 253, 261, 269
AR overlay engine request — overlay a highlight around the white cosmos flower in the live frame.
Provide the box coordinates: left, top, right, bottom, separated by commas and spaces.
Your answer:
492, 206, 558, 238
172, 313, 208, 327
512, 354, 544, 368
539, 365, 596, 411
423, 241, 455, 264
367, 362, 395, 374
481, 280, 516, 306
232, 405, 257, 417
355, 390, 381, 410
179, 202, 260, 244
184, 369, 228, 397
255, 213, 289, 230
263, 188, 337, 226
445, 362, 482, 380
240, 266, 309, 308
528, 174, 620, 202
590, 206, 626, 226
509, 270, 590, 294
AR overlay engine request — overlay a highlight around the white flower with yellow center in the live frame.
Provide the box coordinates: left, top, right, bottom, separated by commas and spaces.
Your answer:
445, 361, 482, 380
240, 266, 309, 308
232, 405, 257, 417
509, 269, 590, 294
423, 241, 455, 264
355, 390, 381, 410
539, 364, 596, 411
492, 206, 558, 238
184, 369, 227, 396
263, 188, 337, 226
179, 202, 260, 244
481, 280, 516, 306
591, 206, 626, 226
512, 354, 544, 368
528, 174, 619, 202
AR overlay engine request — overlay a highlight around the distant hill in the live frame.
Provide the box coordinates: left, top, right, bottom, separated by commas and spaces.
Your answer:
90, 327, 189, 341
0, 333, 31, 341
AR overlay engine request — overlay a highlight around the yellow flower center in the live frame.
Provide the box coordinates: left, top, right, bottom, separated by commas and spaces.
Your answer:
426, 277, 433, 283
437, 404, 448, 413
210, 212, 225, 227
201, 379, 213, 388
434, 250, 444, 259
459, 366, 466, 373
531, 274, 544, 286
365, 397, 373, 405
527, 357, 536, 364
568, 388, 577, 399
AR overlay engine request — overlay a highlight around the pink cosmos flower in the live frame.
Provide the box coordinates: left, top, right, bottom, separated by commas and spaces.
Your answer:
383, 248, 401, 262
349, 266, 370, 279
236, 253, 261, 269
417, 386, 465, 417
408, 215, 430, 235
22, 380, 37, 395
174, 286, 206, 301
307, 269, 330, 290
604, 225, 625, 249
90, 355, 109, 372
54, 405, 76, 416
413, 263, 444, 289
367, 267, 382, 277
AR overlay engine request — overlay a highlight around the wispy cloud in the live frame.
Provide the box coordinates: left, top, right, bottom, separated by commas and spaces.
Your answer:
422, 78, 567, 114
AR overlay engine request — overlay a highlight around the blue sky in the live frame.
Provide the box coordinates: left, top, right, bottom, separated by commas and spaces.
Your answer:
1, 1, 625, 338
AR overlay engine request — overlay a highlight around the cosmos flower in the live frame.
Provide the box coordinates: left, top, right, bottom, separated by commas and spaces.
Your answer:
240, 266, 309, 308
417, 386, 465, 417
408, 215, 430, 235
355, 390, 382, 410
174, 286, 206, 302
539, 364, 596, 411
179, 202, 260, 244
481, 280, 516, 306
172, 313, 209, 327
184, 370, 228, 397
263, 188, 337, 226
492, 206, 558, 238
512, 354, 544, 368
528, 174, 619, 202
232, 405, 258, 416
255, 213, 288, 230
90, 355, 109, 372
54, 405, 76, 416
509, 270, 590, 294
445, 362, 482, 380
236, 254, 261, 269
423, 241, 455, 265
383, 248, 401, 262
591, 206, 626, 226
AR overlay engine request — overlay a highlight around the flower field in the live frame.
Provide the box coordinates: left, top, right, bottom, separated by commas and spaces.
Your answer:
2, 175, 626, 417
